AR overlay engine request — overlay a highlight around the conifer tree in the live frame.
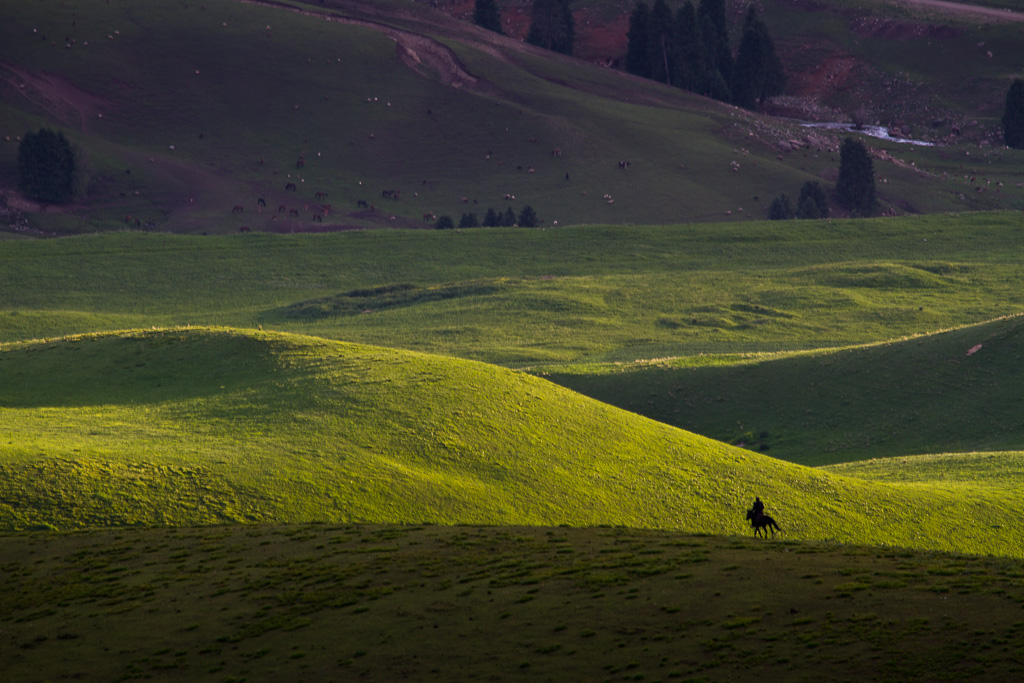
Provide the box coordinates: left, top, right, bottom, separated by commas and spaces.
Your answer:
648, 0, 676, 85
697, 0, 731, 98
797, 181, 829, 219
671, 1, 702, 92
1003, 78, 1024, 149
625, 2, 652, 78
526, 0, 574, 56
473, 0, 504, 34
17, 128, 78, 204
731, 6, 785, 110
836, 137, 875, 216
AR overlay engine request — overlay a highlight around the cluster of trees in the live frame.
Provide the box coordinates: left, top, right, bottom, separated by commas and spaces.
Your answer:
767, 181, 829, 220
1004, 78, 1024, 149
436, 205, 540, 229
475, 0, 575, 55
625, 1, 784, 110
17, 128, 83, 204
768, 138, 876, 220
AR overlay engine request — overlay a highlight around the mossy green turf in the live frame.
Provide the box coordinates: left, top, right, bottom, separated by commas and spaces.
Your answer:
1, 212, 1022, 365
1, 327, 1022, 558
4, 524, 1024, 682
548, 314, 1024, 466
2, 0, 1024, 234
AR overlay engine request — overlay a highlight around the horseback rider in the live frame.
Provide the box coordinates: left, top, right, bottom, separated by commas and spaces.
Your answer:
751, 496, 765, 519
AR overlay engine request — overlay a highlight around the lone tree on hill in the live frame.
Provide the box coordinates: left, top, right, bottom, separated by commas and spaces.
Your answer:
625, 1, 652, 78
836, 137, 875, 216
473, 0, 504, 34
17, 128, 79, 204
526, 0, 574, 55
1003, 78, 1024, 149
518, 205, 539, 227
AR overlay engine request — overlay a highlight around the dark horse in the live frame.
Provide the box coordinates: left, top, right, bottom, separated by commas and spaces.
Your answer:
746, 508, 781, 538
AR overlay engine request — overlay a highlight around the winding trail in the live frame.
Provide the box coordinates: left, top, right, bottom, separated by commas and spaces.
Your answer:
890, 0, 1024, 22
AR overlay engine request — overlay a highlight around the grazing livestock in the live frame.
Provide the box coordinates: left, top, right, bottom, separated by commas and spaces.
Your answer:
285, 182, 297, 191
313, 214, 322, 223
423, 212, 436, 222
618, 161, 631, 170
239, 226, 250, 232
278, 204, 287, 212
232, 205, 244, 213
552, 148, 561, 156
296, 159, 305, 168
382, 189, 393, 199
315, 191, 328, 200
357, 200, 368, 208
289, 209, 299, 217
257, 197, 266, 207
321, 205, 331, 215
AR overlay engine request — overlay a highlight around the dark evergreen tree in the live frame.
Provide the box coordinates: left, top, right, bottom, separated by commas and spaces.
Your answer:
483, 207, 500, 227
473, 0, 504, 34
797, 180, 829, 219
648, 0, 676, 85
836, 137, 875, 216
501, 206, 518, 226
731, 6, 785, 110
459, 212, 480, 228
698, 0, 731, 97
625, 2, 652, 78
17, 128, 77, 204
526, 0, 574, 56
671, 1, 702, 92
767, 194, 794, 220
1003, 78, 1024, 149
435, 215, 455, 230
518, 205, 539, 227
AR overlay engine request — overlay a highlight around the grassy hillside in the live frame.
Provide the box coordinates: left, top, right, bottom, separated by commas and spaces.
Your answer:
1, 327, 1022, 558
4, 523, 1024, 682
1, 213, 1023, 365
547, 314, 1024, 466
1, 0, 1023, 235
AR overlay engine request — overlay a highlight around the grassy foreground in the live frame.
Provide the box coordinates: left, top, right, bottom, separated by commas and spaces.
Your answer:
3, 524, 1024, 682
1, 327, 1023, 559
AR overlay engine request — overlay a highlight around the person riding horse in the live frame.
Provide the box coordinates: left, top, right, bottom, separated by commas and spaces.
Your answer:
746, 496, 780, 537
751, 497, 765, 519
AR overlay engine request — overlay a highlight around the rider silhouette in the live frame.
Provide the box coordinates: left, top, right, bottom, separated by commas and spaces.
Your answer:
751, 496, 765, 519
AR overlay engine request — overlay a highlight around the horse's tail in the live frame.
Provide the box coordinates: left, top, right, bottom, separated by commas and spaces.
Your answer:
771, 519, 781, 531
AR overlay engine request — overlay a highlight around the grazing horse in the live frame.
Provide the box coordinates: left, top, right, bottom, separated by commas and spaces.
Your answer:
296, 159, 305, 168
289, 209, 299, 217
357, 200, 368, 209
257, 197, 266, 207
315, 191, 328, 200
746, 509, 781, 538
382, 189, 393, 199
618, 160, 631, 170
232, 205, 244, 213
239, 226, 250, 233
313, 214, 322, 223
285, 182, 297, 191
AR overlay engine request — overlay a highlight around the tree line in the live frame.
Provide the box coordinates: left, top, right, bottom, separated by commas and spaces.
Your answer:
625, 0, 784, 110
475, 0, 575, 56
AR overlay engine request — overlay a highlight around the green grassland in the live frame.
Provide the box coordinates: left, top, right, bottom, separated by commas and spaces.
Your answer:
2, 0, 1024, 236
547, 313, 1024, 466
4, 524, 1024, 682
1, 212, 1022, 364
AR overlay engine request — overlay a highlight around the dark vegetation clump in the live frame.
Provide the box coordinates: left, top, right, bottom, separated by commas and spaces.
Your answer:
767, 194, 794, 220
435, 215, 455, 230
473, 0, 504, 35
1003, 78, 1024, 149
459, 212, 480, 228
625, 1, 783, 110
797, 181, 830, 219
836, 137, 876, 217
17, 128, 82, 204
526, 0, 574, 55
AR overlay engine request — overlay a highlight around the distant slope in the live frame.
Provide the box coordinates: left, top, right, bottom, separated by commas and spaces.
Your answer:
546, 314, 1024, 466
0, 327, 1021, 557
1, 0, 1022, 235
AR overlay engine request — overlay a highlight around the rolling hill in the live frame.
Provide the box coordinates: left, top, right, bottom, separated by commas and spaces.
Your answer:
1, 0, 1023, 236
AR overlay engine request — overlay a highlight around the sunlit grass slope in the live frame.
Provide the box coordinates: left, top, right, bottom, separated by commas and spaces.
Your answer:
547, 314, 1024, 466
1, 213, 1023, 365
0, 327, 1022, 557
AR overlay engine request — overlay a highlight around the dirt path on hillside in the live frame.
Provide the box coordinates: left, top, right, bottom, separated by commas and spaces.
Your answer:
890, 0, 1024, 22
236, 0, 481, 89
0, 61, 107, 132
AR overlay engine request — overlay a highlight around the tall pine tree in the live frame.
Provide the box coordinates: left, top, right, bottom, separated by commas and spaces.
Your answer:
17, 128, 78, 204
731, 6, 785, 110
648, 0, 676, 85
671, 1, 702, 92
473, 0, 504, 34
698, 0, 732, 98
625, 2, 652, 78
526, 0, 574, 56
836, 137, 875, 216
1003, 78, 1024, 149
